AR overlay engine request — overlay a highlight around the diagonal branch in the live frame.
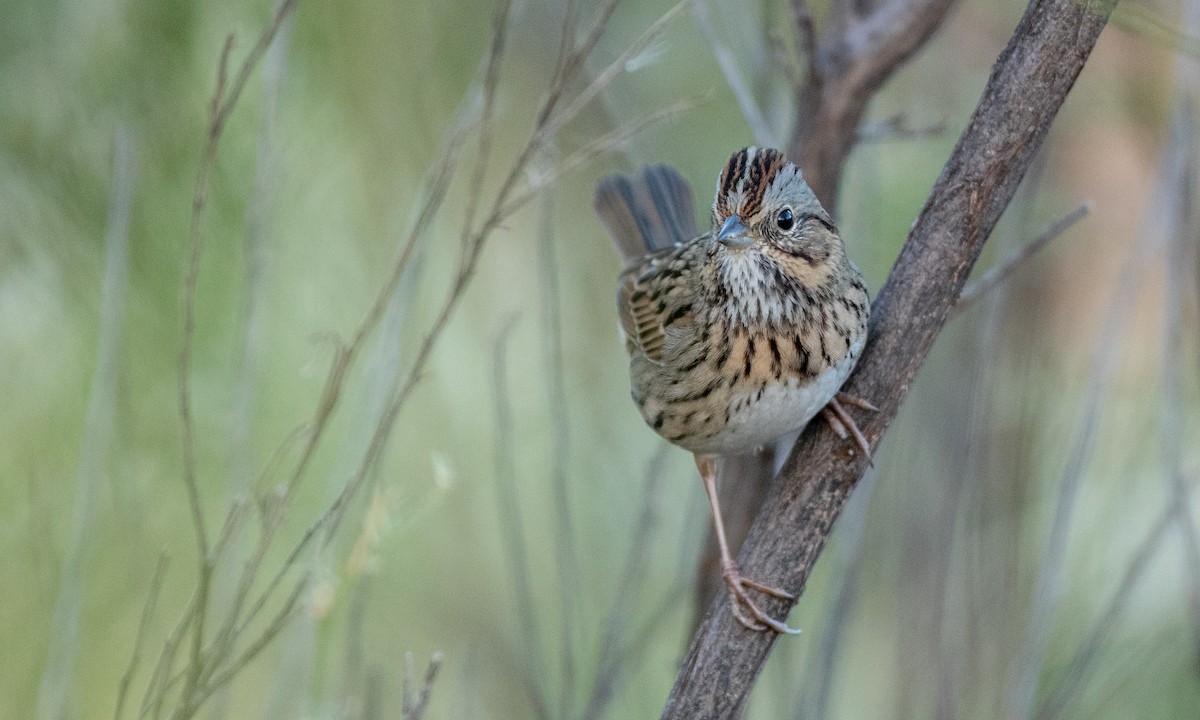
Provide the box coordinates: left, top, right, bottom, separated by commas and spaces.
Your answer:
661, 1, 1115, 717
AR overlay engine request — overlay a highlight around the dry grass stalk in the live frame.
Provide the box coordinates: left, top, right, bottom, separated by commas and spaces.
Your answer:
137, 0, 701, 717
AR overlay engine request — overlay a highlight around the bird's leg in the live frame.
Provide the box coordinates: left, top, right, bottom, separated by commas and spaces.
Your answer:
696, 455, 801, 635
821, 392, 877, 462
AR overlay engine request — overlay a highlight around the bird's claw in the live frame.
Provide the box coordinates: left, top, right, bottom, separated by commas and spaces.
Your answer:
722, 561, 801, 635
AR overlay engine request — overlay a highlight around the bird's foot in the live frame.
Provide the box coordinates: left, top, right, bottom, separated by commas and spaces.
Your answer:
721, 560, 801, 635
821, 392, 877, 463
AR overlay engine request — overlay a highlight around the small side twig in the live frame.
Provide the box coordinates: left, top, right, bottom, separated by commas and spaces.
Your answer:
956, 202, 1091, 312
855, 113, 947, 143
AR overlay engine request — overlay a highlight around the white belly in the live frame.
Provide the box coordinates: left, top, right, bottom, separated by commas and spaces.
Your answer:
693, 352, 856, 456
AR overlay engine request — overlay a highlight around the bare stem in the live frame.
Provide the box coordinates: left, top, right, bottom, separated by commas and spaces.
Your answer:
114, 555, 169, 720
401, 652, 444, 720
956, 202, 1091, 312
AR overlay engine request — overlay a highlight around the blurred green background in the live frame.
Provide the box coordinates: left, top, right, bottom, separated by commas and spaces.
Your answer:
3, 0, 1199, 718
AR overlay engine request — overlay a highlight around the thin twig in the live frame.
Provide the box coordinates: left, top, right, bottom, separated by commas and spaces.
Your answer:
225, 507, 324, 645
181, 33, 231, 692
139, 592, 198, 720
552, 0, 581, 87
537, 182, 581, 720
115, 555, 170, 720
313, 71, 478, 547
957, 202, 1091, 312
170, 3, 296, 717
692, 0, 776, 147
542, 0, 694, 145
177, 0, 298, 706
211, 33, 291, 712
502, 96, 704, 218
402, 652, 444, 720
460, 0, 513, 257
179, 31, 232, 567
491, 317, 552, 720
213, 0, 301, 134
229, 5, 291, 500
184, 574, 310, 711
544, 0, 623, 123
855, 113, 947, 143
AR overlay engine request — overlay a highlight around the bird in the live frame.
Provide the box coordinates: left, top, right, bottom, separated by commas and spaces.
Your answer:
593, 146, 872, 633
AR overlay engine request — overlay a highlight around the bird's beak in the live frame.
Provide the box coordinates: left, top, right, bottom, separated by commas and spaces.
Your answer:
717, 215, 751, 248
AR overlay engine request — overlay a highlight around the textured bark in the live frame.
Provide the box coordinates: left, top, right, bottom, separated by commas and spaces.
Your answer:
663, 1, 1115, 717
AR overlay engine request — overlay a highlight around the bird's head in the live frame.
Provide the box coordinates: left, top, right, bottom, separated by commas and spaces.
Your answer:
706, 147, 846, 322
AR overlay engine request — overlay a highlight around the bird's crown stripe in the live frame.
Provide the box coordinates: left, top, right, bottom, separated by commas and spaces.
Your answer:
716, 147, 788, 219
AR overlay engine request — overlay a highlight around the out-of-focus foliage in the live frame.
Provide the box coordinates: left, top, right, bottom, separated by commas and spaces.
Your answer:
2, 0, 1198, 718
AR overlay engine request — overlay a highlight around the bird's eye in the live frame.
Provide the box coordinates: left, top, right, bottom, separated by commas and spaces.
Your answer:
776, 208, 795, 231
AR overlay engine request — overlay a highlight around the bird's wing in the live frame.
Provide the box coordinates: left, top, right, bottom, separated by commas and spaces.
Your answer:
617, 242, 701, 363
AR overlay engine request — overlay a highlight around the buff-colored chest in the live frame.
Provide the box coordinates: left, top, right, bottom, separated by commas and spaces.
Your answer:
629, 312, 866, 456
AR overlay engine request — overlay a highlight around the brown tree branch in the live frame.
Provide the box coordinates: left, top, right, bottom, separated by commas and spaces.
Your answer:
792, 0, 959, 209
661, 1, 1114, 717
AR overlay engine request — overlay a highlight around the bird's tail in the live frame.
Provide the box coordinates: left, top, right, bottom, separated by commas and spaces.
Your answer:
593, 164, 697, 264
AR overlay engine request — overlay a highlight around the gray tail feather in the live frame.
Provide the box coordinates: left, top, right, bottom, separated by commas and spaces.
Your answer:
594, 164, 697, 264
